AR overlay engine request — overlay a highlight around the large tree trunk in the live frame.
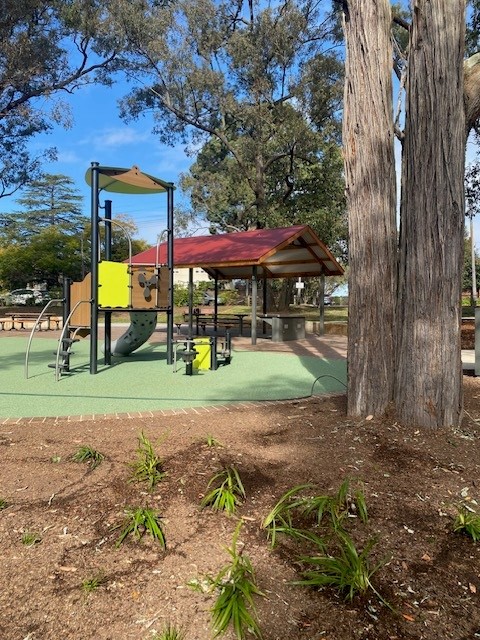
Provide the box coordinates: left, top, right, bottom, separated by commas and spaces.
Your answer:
343, 0, 397, 416
395, 0, 466, 427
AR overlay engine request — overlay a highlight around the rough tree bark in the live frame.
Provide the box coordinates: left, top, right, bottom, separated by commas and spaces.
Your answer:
342, 0, 398, 416
395, 0, 466, 427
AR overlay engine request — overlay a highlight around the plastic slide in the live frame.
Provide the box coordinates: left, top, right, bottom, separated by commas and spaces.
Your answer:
110, 311, 158, 356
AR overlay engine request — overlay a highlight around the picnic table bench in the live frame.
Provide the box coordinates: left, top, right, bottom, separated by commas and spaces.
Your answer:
182, 312, 250, 336
0, 313, 62, 331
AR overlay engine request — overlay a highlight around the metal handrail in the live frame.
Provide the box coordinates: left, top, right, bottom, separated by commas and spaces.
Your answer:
54, 300, 91, 381
24, 299, 64, 379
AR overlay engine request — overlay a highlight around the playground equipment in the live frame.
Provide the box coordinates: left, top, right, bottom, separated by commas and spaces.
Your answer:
25, 164, 175, 379
173, 333, 232, 375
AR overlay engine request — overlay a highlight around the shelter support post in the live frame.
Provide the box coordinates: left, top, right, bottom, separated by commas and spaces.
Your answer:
188, 268, 194, 337
318, 271, 325, 336
251, 266, 258, 345
262, 275, 267, 315
214, 275, 219, 330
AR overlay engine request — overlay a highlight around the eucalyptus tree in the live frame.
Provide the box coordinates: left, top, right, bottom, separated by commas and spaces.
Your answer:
0, 0, 133, 197
342, 0, 480, 428
118, 0, 344, 228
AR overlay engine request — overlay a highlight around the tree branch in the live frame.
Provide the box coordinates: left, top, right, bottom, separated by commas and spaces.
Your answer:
392, 15, 410, 31
464, 53, 480, 131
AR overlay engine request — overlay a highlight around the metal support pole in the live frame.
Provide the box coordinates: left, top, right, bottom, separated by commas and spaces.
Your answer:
104, 200, 112, 365
318, 271, 325, 336
471, 215, 477, 306
211, 335, 218, 370
214, 274, 219, 331
475, 307, 480, 377
188, 267, 194, 336
262, 275, 267, 315
251, 266, 257, 345
90, 162, 100, 374
166, 185, 175, 364
62, 277, 71, 329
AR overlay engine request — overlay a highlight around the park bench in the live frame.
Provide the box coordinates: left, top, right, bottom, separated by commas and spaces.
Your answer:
182, 312, 250, 336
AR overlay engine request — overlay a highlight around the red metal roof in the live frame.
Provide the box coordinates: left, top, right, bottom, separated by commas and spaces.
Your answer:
130, 225, 343, 279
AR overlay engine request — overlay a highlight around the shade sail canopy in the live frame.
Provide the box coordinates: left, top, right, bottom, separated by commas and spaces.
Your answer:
130, 225, 344, 279
85, 165, 173, 194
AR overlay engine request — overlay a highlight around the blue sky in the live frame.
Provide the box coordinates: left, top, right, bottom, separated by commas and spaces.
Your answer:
0, 82, 193, 245
1, 73, 480, 251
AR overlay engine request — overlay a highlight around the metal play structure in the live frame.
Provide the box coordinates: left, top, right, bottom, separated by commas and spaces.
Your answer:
25, 164, 175, 379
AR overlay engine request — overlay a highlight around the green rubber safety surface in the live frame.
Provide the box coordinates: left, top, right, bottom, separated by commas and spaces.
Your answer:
1, 337, 346, 419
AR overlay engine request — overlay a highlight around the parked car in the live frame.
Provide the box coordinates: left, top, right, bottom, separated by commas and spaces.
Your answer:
5, 289, 50, 306
203, 292, 225, 305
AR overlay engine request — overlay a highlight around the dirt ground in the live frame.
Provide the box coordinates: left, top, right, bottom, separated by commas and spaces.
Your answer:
1, 370, 480, 640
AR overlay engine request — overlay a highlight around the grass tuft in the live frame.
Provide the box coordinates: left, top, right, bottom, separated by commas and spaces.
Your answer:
209, 522, 264, 639
129, 431, 166, 490
115, 507, 166, 548
21, 531, 42, 546
201, 466, 245, 515
72, 445, 104, 469
81, 573, 106, 593
295, 528, 384, 602
0, 498, 8, 510
206, 434, 223, 447
151, 623, 186, 640
301, 478, 368, 529
453, 506, 480, 542
262, 480, 368, 547
262, 484, 313, 548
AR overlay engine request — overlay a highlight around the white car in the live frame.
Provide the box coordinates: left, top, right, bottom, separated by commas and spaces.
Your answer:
6, 289, 50, 306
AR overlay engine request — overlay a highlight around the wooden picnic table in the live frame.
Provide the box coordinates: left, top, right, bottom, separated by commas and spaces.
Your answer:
182, 312, 249, 336
0, 313, 62, 331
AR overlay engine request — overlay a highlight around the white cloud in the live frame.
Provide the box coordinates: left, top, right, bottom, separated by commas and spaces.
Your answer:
80, 127, 151, 149
56, 149, 82, 164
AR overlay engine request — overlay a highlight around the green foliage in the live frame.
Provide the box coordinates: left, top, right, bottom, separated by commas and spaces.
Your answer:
262, 484, 314, 548
84, 212, 149, 263
0, 226, 84, 289
21, 531, 42, 546
72, 445, 105, 469
120, 0, 345, 234
0, 498, 8, 510
453, 507, 480, 542
129, 431, 166, 490
263, 480, 368, 547
206, 434, 223, 448
115, 507, 166, 548
201, 467, 245, 515
173, 284, 204, 308
296, 529, 384, 602
151, 624, 186, 640
209, 522, 264, 639
0, 2, 122, 197
13, 174, 86, 237
263, 478, 388, 605
81, 573, 106, 594
301, 478, 368, 529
